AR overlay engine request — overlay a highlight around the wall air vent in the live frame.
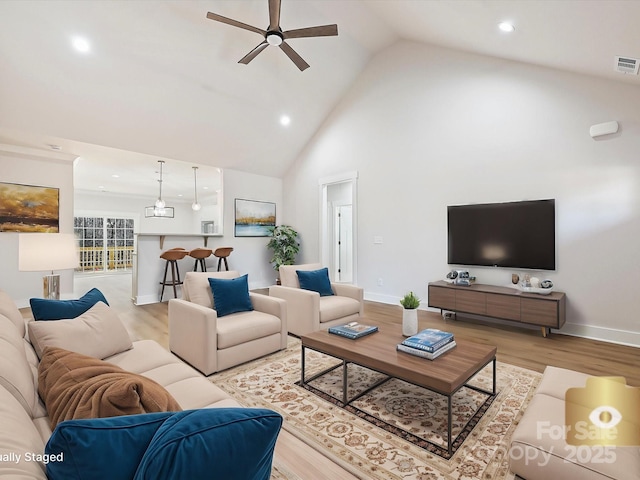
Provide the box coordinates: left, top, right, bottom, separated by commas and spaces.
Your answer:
615, 56, 639, 75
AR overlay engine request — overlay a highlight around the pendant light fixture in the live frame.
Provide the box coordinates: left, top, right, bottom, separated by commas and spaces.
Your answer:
145, 160, 174, 218
191, 166, 201, 211
155, 160, 166, 210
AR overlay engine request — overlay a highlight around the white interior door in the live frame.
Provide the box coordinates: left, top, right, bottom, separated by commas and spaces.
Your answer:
334, 204, 353, 282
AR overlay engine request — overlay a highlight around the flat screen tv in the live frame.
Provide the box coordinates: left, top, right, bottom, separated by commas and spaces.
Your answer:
447, 199, 556, 271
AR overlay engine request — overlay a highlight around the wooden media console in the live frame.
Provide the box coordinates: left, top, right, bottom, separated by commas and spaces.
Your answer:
428, 281, 566, 337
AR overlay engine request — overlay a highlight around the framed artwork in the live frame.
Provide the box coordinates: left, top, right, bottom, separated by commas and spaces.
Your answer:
0, 182, 59, 232
234, 199, 276, 237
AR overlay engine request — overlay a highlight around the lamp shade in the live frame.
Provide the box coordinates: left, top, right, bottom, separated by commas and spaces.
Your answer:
19, 233, 79, 272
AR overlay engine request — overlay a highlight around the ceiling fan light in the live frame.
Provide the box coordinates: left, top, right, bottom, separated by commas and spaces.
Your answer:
266, 33, 283, 46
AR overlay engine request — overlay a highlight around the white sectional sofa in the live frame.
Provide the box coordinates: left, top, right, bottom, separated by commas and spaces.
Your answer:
510, 365, 639, 480
0, 289, 278, 479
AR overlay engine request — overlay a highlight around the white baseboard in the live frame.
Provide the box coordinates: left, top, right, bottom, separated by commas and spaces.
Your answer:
364, 292, 404, 307
555, 323, 640, 348
135, 294, 163, 305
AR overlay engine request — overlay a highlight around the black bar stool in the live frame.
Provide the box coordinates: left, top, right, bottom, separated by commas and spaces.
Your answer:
188, 248, 213, 272
159, 248, 188, 301
213, 247, 234, 271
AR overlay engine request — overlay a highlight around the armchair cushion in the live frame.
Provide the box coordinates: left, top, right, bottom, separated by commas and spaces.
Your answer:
208, 274, 253, 317
30, 288, 109, 321
296, 268, 334, 296
319, 296, 362, 323
183, 271, 240, 308
279, 263, 322, 288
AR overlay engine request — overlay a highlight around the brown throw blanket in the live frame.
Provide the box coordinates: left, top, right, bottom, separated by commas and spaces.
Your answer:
38, 346, 182, 429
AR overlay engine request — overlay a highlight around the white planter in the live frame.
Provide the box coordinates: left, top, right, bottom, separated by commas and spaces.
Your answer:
402, 308, 418, 336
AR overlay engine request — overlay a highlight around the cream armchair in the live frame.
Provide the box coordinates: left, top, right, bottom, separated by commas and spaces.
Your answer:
269, 263, 364, 337
169, 271, 287, 375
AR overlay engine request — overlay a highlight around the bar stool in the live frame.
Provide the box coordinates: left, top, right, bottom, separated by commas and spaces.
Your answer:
159, 248, 188, 301
213, 247, 234, 271
188, 248, 213, 272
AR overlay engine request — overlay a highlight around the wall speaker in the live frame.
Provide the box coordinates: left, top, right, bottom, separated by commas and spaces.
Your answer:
590, 121, 619, 138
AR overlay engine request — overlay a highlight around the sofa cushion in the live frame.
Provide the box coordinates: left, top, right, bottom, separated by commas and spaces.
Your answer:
0, 314, 39, 417
182, 271, 240, 308
45, 412, 174, 480
319, 295, 362, 323
134, 408, 283, 480
0, 289, 26, 337
38, 347, 182, 429
208, 274, 254, 317
28, 301, 132, 360
216, 310, 282, 349
535, 365, 592, 400
30, 287, 109, 321
297, 267, 334, 296
0, 385, 47, 479
510, 393, 640, 480
279, 263, 322, 288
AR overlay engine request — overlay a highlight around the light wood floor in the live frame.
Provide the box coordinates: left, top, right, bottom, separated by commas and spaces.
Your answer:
69, 274, 640, 478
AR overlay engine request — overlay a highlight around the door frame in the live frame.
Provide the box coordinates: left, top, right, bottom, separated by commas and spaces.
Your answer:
318, 171, 358, 284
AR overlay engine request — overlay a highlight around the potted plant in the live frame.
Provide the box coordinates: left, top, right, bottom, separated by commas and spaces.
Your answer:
400, 291, 420, 336
266, 225, 300, 281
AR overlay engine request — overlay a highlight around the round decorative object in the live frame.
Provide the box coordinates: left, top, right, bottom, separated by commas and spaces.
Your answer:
511, 274, 519, 285
540, 279, 554, 289
530, 276, 540, 288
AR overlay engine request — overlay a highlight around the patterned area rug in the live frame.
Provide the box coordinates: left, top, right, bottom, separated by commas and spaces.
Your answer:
211, 338, 541, 480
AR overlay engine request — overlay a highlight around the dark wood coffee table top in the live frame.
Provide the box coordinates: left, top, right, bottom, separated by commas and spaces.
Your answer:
301, 321, 497, 395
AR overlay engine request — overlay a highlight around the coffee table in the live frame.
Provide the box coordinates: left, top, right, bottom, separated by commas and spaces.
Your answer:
300, 321, 497, 454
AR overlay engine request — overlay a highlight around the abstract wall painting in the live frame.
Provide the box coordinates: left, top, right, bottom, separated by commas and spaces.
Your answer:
234, 199, 276, 237
0, 182, 60, 232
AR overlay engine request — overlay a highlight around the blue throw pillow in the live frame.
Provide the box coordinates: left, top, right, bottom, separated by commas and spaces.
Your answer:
30, 288, 109, 321
297, 268, 334, 296
45, 412, 175, 480
208, 274, 254, 317
46, 409, 283, 480
134, 408, 283, 480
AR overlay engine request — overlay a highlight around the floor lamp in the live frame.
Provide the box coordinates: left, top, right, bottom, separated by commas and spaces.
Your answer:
18, 233, 79, 300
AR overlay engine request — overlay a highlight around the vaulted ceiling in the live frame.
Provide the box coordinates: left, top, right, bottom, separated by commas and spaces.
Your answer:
1, 0, 638, 197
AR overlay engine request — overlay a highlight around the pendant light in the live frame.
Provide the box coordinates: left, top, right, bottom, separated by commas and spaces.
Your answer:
191, 166, 201, 211
145, 160, 174, 218
155, 160, 166, 210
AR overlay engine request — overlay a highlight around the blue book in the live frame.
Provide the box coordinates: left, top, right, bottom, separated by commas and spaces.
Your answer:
328, 323, 378, 339
401, 328, 454, 352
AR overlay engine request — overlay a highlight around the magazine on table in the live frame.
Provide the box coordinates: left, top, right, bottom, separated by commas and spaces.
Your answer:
397, 340, 457, 360
328, 322, 378, 339
401, 328, 454, 352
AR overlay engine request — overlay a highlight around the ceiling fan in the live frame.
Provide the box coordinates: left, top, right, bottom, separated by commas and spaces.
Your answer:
206, 0, 338, 71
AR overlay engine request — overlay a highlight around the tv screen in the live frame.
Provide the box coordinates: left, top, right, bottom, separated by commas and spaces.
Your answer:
447, 199, 556, 270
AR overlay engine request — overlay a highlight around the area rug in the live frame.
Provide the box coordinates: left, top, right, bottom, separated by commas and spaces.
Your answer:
211, 338, 541, 480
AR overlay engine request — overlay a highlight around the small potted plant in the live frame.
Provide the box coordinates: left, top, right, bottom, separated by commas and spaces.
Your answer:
266, 225, 300, 282
400, 291, 420, 336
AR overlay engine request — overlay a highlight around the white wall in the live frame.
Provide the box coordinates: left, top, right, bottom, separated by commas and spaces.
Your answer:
222, 169, 283, 288
283, 41, 640, 347
0, 146, 76, 307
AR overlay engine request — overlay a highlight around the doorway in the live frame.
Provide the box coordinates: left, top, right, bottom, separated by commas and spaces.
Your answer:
319, 172, 358, 284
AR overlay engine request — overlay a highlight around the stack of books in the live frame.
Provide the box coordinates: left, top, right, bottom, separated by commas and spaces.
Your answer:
397, 328, 456, 360
328, 322, 378, 339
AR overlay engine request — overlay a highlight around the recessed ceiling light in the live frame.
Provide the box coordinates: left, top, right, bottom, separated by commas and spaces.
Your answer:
72, 36, 91, 53
111, 174, 120, 178
280, 115, 291, 126
498, 22, 515, 33
178, 194, 183, 197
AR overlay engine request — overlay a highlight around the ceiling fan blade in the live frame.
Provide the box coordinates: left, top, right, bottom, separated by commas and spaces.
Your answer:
239, 41, 269, 65
283, 24, 338, 39
268, 0, 281, 30
206, 12, 266, 36
280, 41, 310, 71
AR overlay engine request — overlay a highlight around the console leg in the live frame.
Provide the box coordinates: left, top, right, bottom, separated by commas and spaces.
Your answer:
541, 327, 549, 337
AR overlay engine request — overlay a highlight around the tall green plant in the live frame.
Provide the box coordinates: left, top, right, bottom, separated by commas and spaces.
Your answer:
266, 225, 300, 271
